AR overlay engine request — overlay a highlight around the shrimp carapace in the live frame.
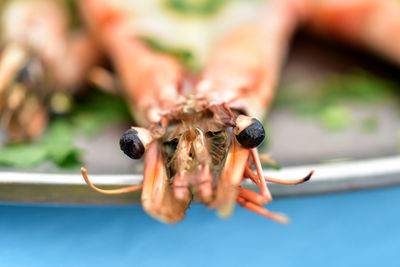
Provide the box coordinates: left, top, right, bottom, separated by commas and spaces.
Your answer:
79, 0, 314, 223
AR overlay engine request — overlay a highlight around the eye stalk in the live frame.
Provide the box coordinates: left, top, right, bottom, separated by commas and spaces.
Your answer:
120, 127, 153, 159
234, 115, 265, 149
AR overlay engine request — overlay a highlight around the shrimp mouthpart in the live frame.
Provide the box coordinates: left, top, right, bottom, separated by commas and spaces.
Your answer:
81, 98, 313, 224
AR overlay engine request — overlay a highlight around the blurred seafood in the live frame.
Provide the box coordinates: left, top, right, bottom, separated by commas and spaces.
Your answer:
306, 0, 400, 65
0, 0, 99, 142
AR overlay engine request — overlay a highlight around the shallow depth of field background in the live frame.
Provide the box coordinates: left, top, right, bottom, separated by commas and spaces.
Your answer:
2, 1, 400, 266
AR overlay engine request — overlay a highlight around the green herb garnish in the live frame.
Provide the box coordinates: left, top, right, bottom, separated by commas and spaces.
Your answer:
319, 105, 351, 130
65, 0, 81, 30
274, 70, 399, 131
359, 116, 379, 133
0, 91, 131, 168
164, 0, 228, 16
0, 120, 81, 168
261, 161, 281, 170
142, 37, 198, 71
73, 92, 131, 136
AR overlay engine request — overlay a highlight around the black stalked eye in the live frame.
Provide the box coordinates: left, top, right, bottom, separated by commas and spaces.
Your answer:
234, 117, 265, 149
120, 129, 145, 159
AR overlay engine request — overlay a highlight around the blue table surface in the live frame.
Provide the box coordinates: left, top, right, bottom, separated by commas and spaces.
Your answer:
1, 186, 399, 267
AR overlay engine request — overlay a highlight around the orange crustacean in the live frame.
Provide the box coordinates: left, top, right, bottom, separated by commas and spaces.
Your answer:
79, 0, 400, 223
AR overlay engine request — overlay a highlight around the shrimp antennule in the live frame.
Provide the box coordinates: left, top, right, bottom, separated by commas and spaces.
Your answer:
81, 167, 143, 195
245, 167, 314, 185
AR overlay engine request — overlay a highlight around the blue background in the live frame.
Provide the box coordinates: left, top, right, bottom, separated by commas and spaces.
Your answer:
1, 186, 399, 267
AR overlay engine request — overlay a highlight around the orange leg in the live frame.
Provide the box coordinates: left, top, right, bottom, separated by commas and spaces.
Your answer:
238, 151, 313, 223
244, 167, 261, 187
235, 150, 274, 207
240, 172, 272, 206
238, 187, 269, 206
236, 195, 289, 224
250, 148, 272, 201
246, 166, 313, 185
81, 167, 142, 194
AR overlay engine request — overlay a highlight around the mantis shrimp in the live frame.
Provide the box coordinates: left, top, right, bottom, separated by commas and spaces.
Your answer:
0, 0, 99, 142
80, 0, 400, 223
